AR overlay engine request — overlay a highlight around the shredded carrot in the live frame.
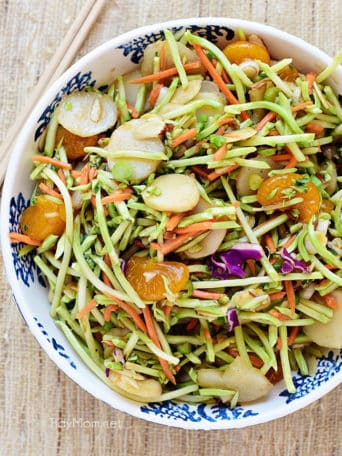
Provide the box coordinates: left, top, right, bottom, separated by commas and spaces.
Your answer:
32, 155, 72, 170
246, 259, 256, 276
232, 201, 240, 208
264, 234, 276, 253
284, 280, 296, 314
104, 254, 111, 268
186, 319, 198, 331
203, 327, 212, 342
192, 43, 248, 120
255, 111, 276, 131
248, 353, 264, 368
57, 168, 67, 185
151, 232, 205, 255
283, 234, 297, 249
319, 279, 330, 289
171, 127, 198, 147
148, 83, 164, 108
38, 182, 62, 200
212, 143, 228, 161
207, 163, 240, 181
163, 305, 173, 319
88, 167, 97, 181
221, 67, 230, 83
285, 154, 297, 169
103, 304, 118, 322
191, 165, 210, 179
126, 102, 140, 119
269, 309, 290, 321
192, 290, 226, 300
276, 336, 282, 350
102, 271, 112, 287
101, 192, 132, 204
215, 126, 225, 135
103, 339, 114, 347
322, 293, 339, 310
174, 221, 213, 234
143, 306, 176, 384
269, 291, 286, 302
324, 263, 338, 270
216, 117, 237, 127
166, 212, 186, 231
101, 254, 112, 286
71, 170, 82, 178
305, 121, 325, 135
291, 101, 313, 112
164, 231, 176, 240
128, 61, 201, 84
8, 232, 41, 246
104, 292, 147, 333
76, 299, 97, 319
159, 41, 167, 71
271, 153, 292, 161
79, 164, 89, 187
306, 72, 316, 94
287, 326, 299, 346
228, 348, 264, 368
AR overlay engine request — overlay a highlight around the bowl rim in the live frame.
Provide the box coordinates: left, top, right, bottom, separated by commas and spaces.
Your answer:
1, 16, 341, 430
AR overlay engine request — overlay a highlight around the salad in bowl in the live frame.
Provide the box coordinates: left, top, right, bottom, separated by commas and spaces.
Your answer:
2, 18, 342, 429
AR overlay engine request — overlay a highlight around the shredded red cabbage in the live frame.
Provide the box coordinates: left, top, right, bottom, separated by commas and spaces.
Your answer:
105, 367, 110, 377
113, 347, 125, 364
208, 243, 263, 279
280, 248, 309, 274
226, 308, 239, 332
121, 258, 127, 274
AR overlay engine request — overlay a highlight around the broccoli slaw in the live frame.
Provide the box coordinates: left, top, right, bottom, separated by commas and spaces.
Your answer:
9, 27, 342, 405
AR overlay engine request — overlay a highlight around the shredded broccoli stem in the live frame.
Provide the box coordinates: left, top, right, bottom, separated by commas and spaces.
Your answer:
43, 168, 74, 317
279, 326, 296, 393
164, 29, 188, 87
316, 48, 342, 83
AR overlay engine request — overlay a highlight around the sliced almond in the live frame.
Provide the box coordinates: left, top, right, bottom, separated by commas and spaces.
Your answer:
58, 91, 117, 137
171, 79, 202, 105
225, 127, 257, 143
133, 114, 165, 139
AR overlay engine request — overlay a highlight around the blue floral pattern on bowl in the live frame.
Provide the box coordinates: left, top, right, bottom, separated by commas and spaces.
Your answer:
34, 317, 77, 370
9, 192, 46, 288
117, 24, 235, 64
279, 350, 342, 404
34, 71, 97, 141
141, 401, 258, 423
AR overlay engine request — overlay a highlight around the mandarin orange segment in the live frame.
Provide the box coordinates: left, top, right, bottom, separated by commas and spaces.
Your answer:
278, 65, 298, 82
56, 125, 103, 160
256, 173, 321, 223
20, 195, 66, 240
321, 199, 334, 213
223, 40, 271, 65
125, 256, 189, 301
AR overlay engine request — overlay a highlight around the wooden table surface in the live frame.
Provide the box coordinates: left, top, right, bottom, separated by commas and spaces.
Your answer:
1, 1, 341, 455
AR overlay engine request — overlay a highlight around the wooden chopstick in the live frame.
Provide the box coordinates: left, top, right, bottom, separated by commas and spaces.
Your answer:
0, 0, 107, 185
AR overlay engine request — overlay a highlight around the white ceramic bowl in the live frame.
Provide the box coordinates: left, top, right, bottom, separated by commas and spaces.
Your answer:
1, 18, 341, 430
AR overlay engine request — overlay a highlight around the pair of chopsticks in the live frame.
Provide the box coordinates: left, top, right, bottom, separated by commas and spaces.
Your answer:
0, 0, 107, 185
